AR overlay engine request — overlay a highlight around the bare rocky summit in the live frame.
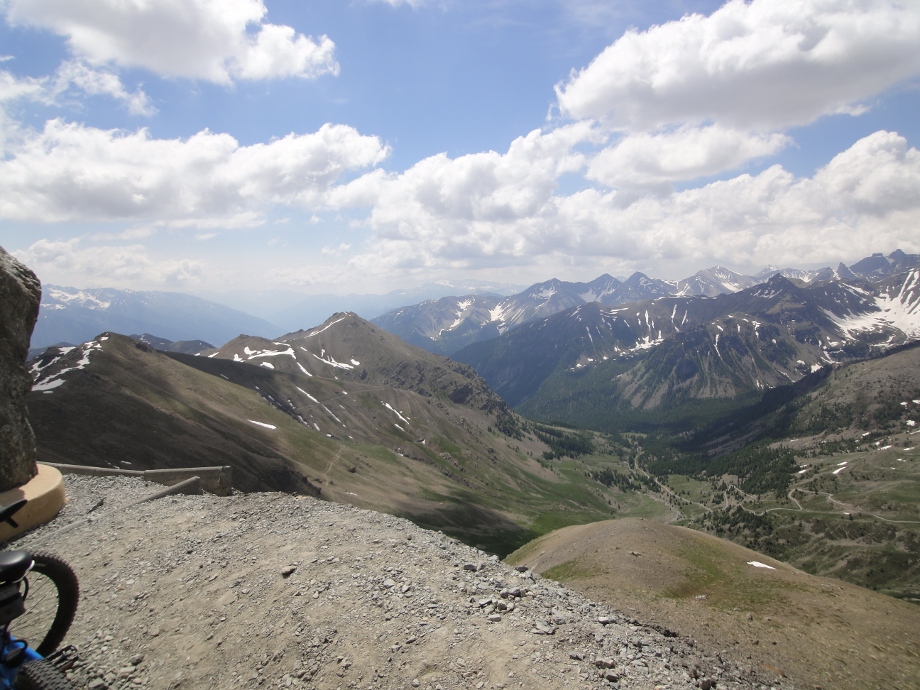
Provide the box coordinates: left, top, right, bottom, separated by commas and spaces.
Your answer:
14, 476, 784, 690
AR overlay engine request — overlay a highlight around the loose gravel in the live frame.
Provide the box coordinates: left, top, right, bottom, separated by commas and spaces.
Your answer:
11, 476, 787, 690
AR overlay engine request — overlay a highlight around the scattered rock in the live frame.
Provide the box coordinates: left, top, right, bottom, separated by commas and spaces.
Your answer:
13, 476, 770, 690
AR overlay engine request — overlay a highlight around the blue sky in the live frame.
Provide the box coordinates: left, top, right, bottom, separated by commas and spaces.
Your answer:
1, 0, 919, 299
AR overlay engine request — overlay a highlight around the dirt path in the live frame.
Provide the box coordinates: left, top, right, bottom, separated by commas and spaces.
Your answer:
321, 446, 345, 482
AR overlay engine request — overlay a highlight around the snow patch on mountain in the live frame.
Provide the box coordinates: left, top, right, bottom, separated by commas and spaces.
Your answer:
826, 271, 920, 339
311, 351, 355, 370
44, 287, 113, 311
382, 401, 410, 426
31, 340, 103, 391
243, 345, 296, 360
248, 420, 276, 430
305, 316, 347, 338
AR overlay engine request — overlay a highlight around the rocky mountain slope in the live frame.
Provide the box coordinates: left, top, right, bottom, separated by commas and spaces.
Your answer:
203, 312, 509, 414
26, 317, 624, 555
455, 268, 920, 428
129, 334, 215, 355
373, 272, 678, 356
15, 475, 777, 690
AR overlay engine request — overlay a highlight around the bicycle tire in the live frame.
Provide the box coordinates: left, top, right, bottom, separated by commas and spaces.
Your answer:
14, 659, 75, 690
13, 553, 79, 657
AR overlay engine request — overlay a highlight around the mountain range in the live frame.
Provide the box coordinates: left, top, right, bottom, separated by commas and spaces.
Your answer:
373, 249, 919, 356
454, 267, 920, 438
34, 250, 917, 360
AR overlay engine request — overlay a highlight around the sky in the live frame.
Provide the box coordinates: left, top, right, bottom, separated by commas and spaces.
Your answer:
1, 0, 920, 300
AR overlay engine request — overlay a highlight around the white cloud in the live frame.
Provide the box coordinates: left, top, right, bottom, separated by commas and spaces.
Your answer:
0, 120, 390, 224
557, 0, 920, 131
5, 0, 339, 83
562, 130, 920, 266
14, 238, 207, 287
0, 69, 45, 103
340, 130, 920, 277
53, 61, 155, 115
587, 125, 790, 190
332, 122, 597, 231
0, 62, 153, 115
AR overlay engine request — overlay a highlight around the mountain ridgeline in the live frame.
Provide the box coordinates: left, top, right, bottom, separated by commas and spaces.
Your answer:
371, 250, 917, 356
451, 259, 920, 439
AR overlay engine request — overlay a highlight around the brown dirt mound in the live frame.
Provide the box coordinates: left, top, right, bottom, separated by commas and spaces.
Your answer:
507, 518, 920, 690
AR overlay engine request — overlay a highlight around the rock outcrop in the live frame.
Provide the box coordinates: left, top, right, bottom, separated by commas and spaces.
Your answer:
0, 246, 41, 491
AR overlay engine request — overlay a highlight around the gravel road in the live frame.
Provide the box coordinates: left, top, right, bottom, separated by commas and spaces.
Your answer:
11, 476, 786, 690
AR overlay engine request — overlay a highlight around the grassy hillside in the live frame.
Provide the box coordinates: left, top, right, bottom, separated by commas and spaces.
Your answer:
508, 518, 920, 690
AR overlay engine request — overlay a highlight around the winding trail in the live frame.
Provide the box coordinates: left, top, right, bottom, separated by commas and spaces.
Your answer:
631, 452, 712, 517
321, 446, 346, 482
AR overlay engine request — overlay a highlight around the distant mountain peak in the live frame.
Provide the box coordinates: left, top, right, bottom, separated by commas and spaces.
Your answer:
765, 273, 797, 288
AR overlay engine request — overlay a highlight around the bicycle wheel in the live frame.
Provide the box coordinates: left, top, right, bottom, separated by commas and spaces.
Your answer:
14, 659, 75, 690
13, 552, 79, 657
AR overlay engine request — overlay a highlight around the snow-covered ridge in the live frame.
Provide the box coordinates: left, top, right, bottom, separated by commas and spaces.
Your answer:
45, 287, 113, 310
437, 299, 475, 337
31, 339, 105, 392
242, 345, 296, 360
825, 270, 920, 339
304, 316, 347, 338
311, 348, 356, 370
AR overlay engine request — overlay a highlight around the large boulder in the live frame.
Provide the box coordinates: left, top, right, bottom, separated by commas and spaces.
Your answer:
0, 246, 40, 491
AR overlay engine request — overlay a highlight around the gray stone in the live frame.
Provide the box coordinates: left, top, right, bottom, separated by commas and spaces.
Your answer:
0, 246, 40, 491
532, 621, 556, 635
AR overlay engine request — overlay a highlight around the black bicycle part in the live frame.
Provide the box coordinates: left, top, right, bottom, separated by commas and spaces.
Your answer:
44, 646, 78, 673
13, 658, 75, 690
11, 554, 78, 657
0, 500, 26, 529
0, 553, 33, 586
